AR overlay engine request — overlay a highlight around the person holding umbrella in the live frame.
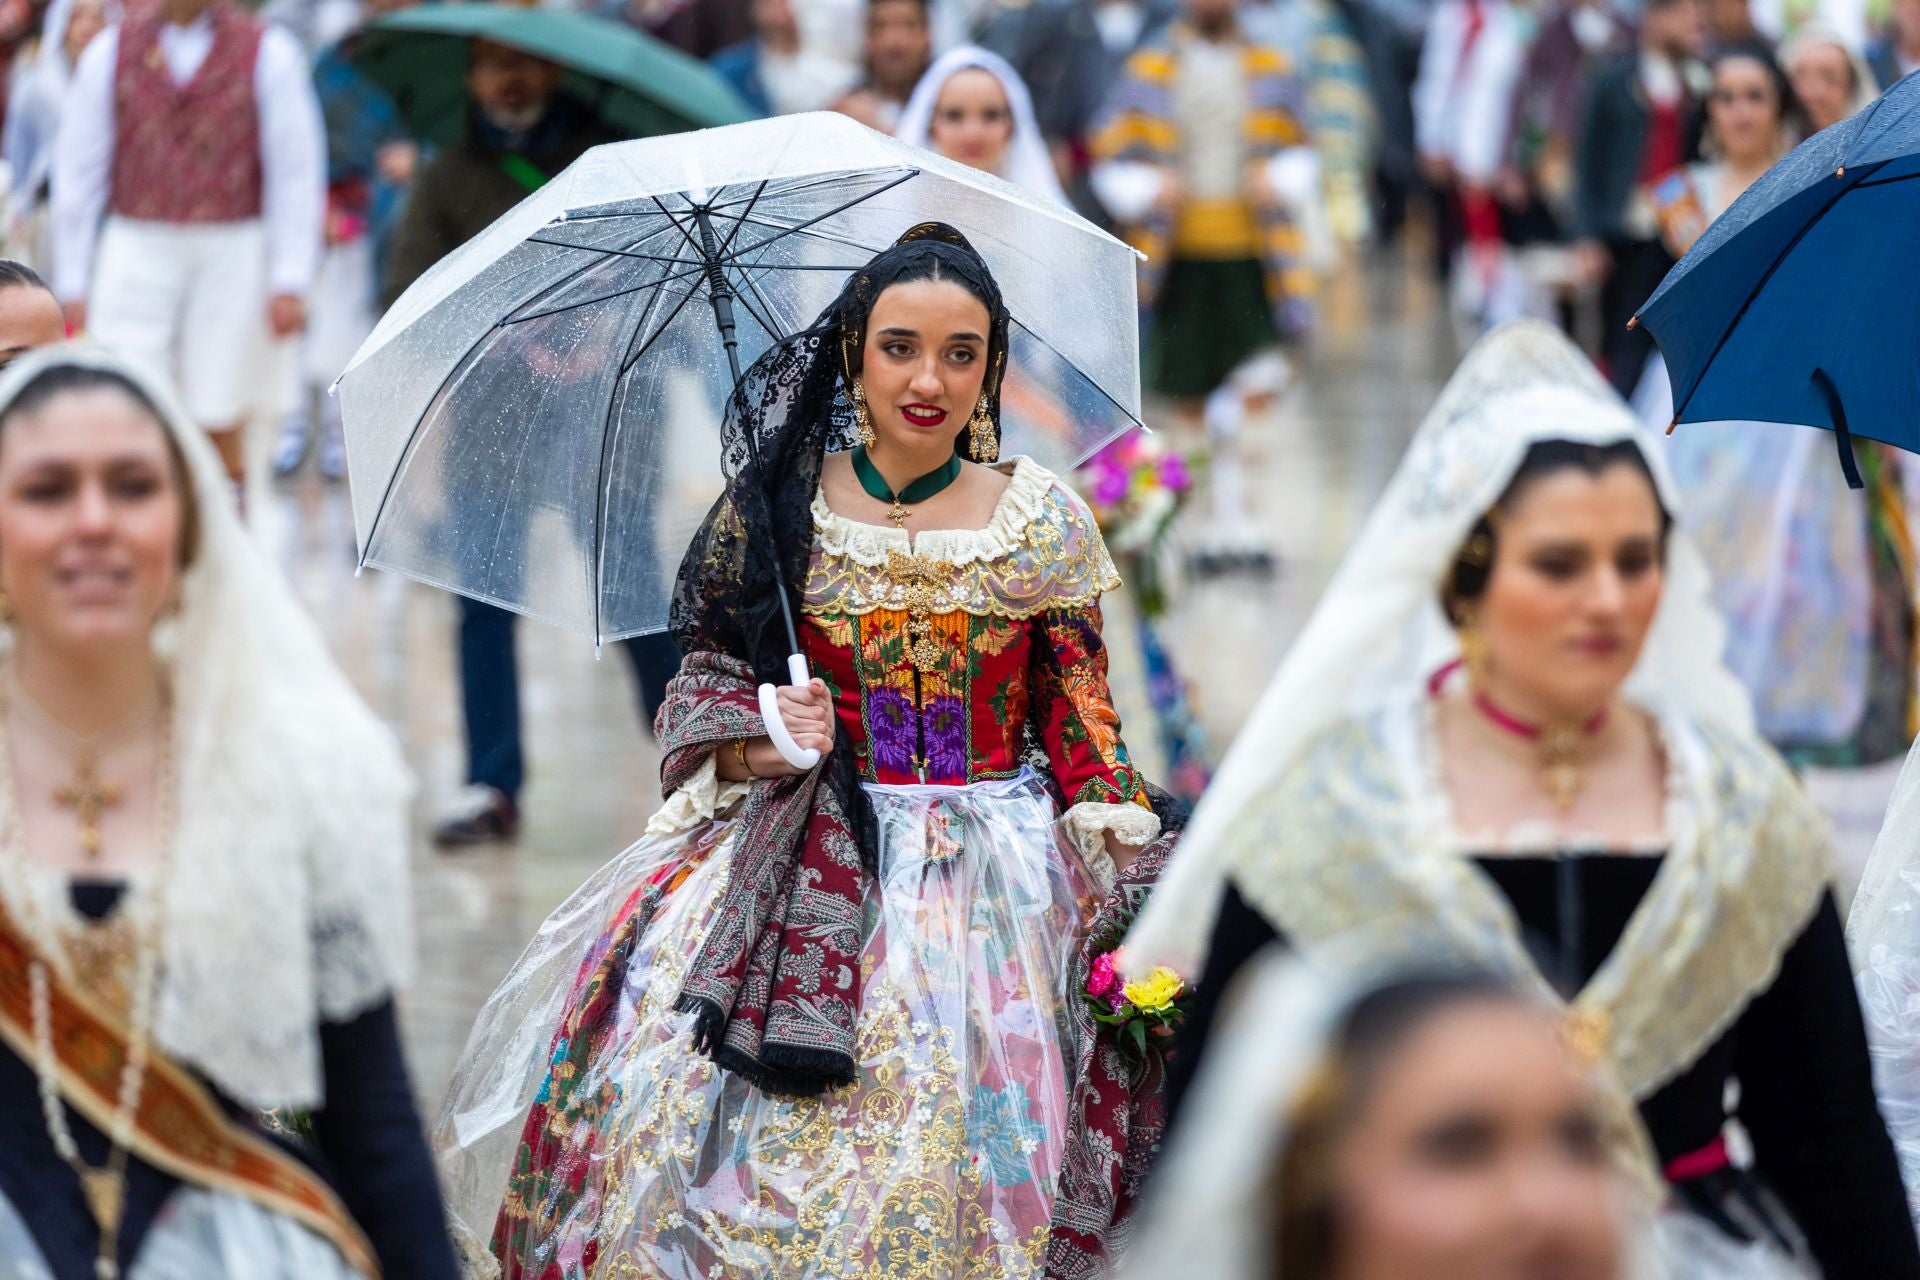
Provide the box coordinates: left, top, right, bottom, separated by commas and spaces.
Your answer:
382, 36, 682, 846
433, 222, 1176, 1279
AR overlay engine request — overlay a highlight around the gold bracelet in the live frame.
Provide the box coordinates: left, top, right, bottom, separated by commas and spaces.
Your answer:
733, 737, 757, 779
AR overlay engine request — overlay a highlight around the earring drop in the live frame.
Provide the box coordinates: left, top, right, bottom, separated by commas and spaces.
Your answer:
968, 398, 998, 461
853, 379, 876, 448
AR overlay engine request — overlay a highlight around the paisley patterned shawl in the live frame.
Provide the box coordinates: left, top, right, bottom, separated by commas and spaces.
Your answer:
1047, 837, 1178, 1279
1226, 697, 1831, 1102
656, 651, 867, 1097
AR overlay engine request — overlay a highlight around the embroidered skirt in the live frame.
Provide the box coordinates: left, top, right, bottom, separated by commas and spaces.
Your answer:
437, 770, 1096, 1280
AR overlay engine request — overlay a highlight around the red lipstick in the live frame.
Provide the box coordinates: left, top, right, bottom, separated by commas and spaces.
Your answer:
901, 403, 948, 427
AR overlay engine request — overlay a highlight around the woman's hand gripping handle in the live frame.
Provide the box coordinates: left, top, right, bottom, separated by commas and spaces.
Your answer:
758, 654, 829, 771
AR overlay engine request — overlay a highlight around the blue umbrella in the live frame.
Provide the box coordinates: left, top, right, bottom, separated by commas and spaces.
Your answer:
1636, 73, 1920, 488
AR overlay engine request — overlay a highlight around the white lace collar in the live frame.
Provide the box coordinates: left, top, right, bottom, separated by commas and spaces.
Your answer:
810, 455, 1056, 567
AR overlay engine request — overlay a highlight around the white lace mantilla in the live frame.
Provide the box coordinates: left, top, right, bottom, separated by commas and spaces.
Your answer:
0, 344, 417, 1113
1226, 697, 1830, 1105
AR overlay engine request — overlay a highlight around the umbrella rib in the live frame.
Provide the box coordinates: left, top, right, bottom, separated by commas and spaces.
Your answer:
1847, 170, 1920, 190
589, 367, 628, 647
701, 171, 876, 210
618, 281, 707, 375
715, 180, 772, 260
558, 173, 858, 223
1839, 91, 1898, 173
724, 214, 885, 259
1665, 158, 1892, 422
726, 262, 788, 341
523, 237, 861, 272
722, 169, 920, 262
523, 236, 709, 268
504, 259, 709, 325
357, 224, 674, 565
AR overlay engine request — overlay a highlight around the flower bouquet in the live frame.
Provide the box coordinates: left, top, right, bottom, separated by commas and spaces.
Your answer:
1077, 432, 1193, 617
1083, 949, 1190, 1069
1077, 431, 1211, 802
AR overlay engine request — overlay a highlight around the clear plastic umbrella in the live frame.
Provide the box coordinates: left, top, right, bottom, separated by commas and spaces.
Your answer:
336, 111, 1145, 657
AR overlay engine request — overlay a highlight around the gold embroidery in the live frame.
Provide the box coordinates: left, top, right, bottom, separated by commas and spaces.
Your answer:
804, 486, 1121, 622
888, 551, 955, 674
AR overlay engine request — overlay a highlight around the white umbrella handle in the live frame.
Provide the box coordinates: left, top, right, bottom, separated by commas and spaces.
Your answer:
758, 653, 822, 770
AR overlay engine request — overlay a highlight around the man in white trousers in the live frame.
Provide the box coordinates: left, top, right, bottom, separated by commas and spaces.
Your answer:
50, 0, 324, 494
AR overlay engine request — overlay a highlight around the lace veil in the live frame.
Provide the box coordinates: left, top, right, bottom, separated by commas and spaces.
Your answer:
1123, 319, 1752, 980
894, 46, 1073, 208
0, 343, 414, 1110
669, 222, 1015, 855
1123, 947, 1815, 1280
1848, 728, 1920, 1211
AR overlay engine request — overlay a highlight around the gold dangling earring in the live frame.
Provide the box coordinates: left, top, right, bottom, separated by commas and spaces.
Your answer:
969, 397, 998, 461
1457, 605, 1489, 687
852, 378, 876, 448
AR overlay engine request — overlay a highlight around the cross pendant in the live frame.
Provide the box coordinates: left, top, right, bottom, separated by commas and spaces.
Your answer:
80, 1167, 124, 1236
889, 500, 907, 527
55, 750, 122, 861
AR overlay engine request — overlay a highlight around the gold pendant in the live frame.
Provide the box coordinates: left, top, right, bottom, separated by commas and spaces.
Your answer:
54, 748, 122, 861
889, 500, 907, 527
1538, 724, 1584, 812
1564, 1007, 1612, 1066
80, 1167, 124, 1235
886, 550, 951, 673
1542, 761, 1581, 812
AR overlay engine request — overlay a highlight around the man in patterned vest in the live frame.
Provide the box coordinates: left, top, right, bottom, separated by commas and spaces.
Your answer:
50, 0, 324, 492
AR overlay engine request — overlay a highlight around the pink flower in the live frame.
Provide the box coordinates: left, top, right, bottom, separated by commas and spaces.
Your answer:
1091, 470, 1130, 506
1161, 453, 1191, 492
1108, 989, 1129, 1014
1086, 951, 1118, 999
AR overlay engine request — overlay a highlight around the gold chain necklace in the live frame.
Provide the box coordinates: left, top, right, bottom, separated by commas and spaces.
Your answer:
0, 672, 176, 1280
5, 671, 161, 864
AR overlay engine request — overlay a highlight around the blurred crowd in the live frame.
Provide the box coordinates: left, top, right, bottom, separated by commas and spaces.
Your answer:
0, 0, 1909, 424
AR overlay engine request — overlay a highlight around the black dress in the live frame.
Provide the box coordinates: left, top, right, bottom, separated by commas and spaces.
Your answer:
1167, 855, 1920, 1278
0, 882, 460, 1280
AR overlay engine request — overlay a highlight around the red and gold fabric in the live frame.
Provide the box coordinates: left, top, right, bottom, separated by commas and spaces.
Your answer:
800, 457, 1156, 850
0, 898, 379, 1278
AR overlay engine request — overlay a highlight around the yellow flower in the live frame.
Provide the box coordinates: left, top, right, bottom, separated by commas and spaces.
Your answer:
1121, 966, 1184, 1013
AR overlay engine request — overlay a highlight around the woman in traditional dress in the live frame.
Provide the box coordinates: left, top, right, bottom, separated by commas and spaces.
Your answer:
1781, 21, 1878, 136
1123, 320, 1920, 1276
0, 345, 457, 1278
1127, 953, 1816, 1279
1640, 48, 1915, 768
435, 223, 1172, 1280
895, 46, 1071, 207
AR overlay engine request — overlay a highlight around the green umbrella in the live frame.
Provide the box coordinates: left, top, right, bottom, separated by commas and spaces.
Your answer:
350, 4, 754, 148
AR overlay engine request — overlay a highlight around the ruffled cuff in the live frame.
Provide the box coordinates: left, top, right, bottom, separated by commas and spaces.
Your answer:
1062, 801, 1160, 896
646, 753, 752, 837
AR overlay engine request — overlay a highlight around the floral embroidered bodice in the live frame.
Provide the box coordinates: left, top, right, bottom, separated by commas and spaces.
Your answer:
801, 457, 1150, 817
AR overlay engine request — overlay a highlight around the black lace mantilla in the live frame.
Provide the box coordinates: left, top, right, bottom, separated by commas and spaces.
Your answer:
669, 224, 1018, 865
